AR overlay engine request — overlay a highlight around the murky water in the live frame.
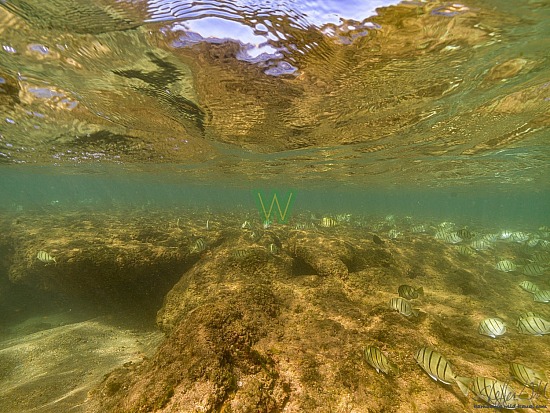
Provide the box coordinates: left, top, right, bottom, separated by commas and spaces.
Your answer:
0, 1, 549, 412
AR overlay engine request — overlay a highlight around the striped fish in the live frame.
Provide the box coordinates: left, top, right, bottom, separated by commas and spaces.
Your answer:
434, 230, 462, 244
190, 238, 206, 253
516, 315, 550, 336
533, 290, 550, 303
510, 231, 530, 243
411, 224, 426, 234
364, 346, 398, 375
320, 217, 337, 228
388, 229, 400, 239
398, 284, 424, 300
481, 233, 500, 243
519, 281, 541, 293
413, 347, 469, 396
456, 228, 474, 240
479, 318, 506, 338
459, 376, 528, 408
499, 230, 513, 240
531, 252, 550, 264
388, 297, 419, 317
36, 250, 56, 264
470, 239, 492, 251
455, 245, 475, 257
522, 263, 545, 276
495, 260, 516, 272
526, 238, 540, 247
509, 362, 548, 397
231, 249, 251, 259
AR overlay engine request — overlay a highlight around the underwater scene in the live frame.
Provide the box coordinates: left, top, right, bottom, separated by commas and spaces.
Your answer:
0, 0, 549, 412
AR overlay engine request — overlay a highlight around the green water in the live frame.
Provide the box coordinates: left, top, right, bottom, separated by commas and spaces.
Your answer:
0, 1, 549, 412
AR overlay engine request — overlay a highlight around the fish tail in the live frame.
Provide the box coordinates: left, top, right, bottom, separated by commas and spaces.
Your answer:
455, 376, 471, 396
411, 308, 420, 317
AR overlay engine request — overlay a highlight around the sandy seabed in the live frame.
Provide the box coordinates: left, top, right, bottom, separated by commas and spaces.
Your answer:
0, 208, 548, 412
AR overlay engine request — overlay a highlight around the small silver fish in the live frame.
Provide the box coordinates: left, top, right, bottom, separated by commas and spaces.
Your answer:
37, 250, 56, 264
269, 243, 279, 254
509, 362, 548, 397
479, 318, 506, 338
533, 290, 550, 303
516, 315, 550, 336
495, 260, 516, 272
519, 281, 541, 293
388, 297, 419, 317
364, 346, 398, 375
398, 285, 424, 300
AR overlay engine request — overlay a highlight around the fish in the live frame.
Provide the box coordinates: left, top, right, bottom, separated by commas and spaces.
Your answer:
531, 252, 550, 264
455, 245, 476, 256
388, 229, 400, 239
320, 217, 337, 228
516, 315, 550, 336
231, 249, 251, 259
519, 281, 541, 293
411, 224, 426, 233
295, 222, 315, 230
269, 243, 279, 254
364, 345, 398, 375
413, 347, 470, 395
500, 230, 513, 240
510, 231, 530, 243
533, 290, 550, 303
478, 318, 506, 338
522, 263, 545, 276
481, 233, 500, 243
434, 230, 462, 244
190, 238, 206, 253
241, 220, 251, 229
509, 362, 548, 397
388, 297, 419, 317
495, 260, 516, 272
336, 214, 351, 223
206, 220, 210, 231
37, 250, 56, 264
470, 239, 493, 251
526, 238, 540, 247
457, 376, 530, 409
398, 284, 424, 300
456, 228, 474, 240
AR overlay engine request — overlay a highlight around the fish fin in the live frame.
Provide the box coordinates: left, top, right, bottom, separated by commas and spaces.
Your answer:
411, 308, 420, 317
416, 286, 424, 296
455, 376, 471, 396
